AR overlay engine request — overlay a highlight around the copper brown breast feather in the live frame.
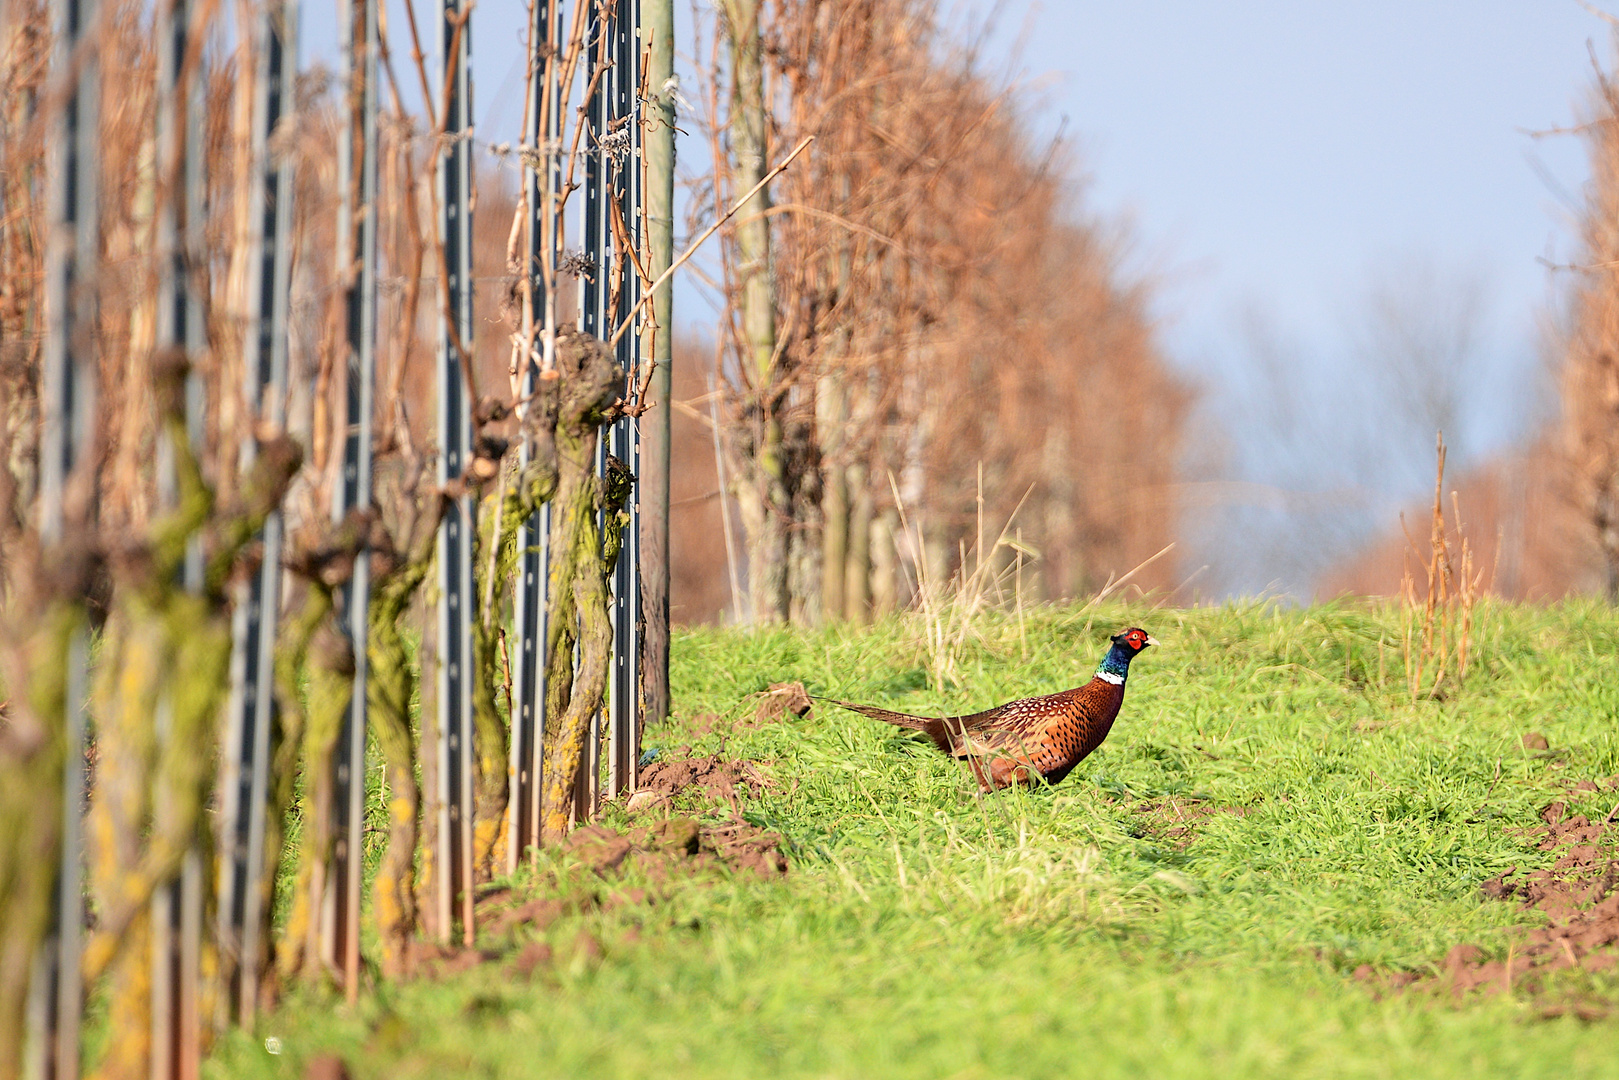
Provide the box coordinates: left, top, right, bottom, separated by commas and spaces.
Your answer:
823, 628, 1158, 792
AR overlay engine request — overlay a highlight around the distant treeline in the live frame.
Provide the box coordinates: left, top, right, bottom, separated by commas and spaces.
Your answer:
680, 0, 1189, 624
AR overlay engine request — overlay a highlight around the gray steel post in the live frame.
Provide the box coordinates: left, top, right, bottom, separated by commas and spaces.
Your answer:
578, 0, 609, 821
217, 0, 297, 1028
606, 0, 642, 799
28, 0, 98, 1073
436, 0, 476, 945
327, 0, 377, 1004
508, 0, 559, 871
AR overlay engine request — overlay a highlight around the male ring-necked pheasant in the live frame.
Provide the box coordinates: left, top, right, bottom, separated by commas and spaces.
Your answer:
825, 628, 1158, 791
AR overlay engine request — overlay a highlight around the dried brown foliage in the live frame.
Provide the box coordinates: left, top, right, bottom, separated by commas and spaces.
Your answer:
690, 0, 1188, 625
1562, 38, 1619, 603
1320, 434, 1607, 601
1398, 435, 1485, 701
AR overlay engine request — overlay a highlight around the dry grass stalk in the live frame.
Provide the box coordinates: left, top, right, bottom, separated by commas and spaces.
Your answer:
1400, 433, 1485, 701
892, 467, 1036, 689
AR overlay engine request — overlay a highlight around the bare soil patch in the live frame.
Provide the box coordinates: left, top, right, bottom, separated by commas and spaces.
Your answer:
1360, 778, 1619, 1016
634, 753, 775, 810
400, 812, 787, 988
753, 681, 813, 725
564, 815, 788, 881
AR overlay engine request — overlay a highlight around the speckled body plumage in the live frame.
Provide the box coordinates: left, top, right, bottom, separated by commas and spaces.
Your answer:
828, 628, 1157, 792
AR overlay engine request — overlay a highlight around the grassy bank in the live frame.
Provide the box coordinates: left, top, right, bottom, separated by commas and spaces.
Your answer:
209, 599, 1619, 1079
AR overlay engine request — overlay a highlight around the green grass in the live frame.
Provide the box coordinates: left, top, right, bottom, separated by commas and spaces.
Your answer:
210, 599, 1619, 1079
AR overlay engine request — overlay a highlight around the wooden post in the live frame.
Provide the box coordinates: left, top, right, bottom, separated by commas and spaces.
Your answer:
151, 0, 207, 1071
217, 0, 296, 1028
435, 0, 476, 946
325, 0, 377, 1003
640, 0, 673, 720
28, 0, 98, 1072
150, 0, 205, 1075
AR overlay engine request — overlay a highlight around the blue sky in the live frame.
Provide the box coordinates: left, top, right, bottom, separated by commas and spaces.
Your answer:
975, 1, 1594, 362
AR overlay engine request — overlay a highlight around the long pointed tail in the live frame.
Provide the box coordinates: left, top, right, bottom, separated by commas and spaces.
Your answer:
818, 697, 955, 755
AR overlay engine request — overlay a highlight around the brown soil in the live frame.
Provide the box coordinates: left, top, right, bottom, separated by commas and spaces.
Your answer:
1129, 796, 1249, 848
511, 940, 553, 979
303, 1054, 352, 1080
411, 943, 503, 980
399, 812, 787, 987
563, 815, 788, 881
1361, 779, 1619, 1016
754, 681, 813, 725
677, 681, 812, 739
636, 753, 775, 808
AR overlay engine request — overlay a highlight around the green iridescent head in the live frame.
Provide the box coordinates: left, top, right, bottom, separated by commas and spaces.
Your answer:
1097, 627, 1158, 681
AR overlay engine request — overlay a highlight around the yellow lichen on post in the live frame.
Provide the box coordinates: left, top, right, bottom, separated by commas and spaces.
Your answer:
0, 600, 79, 1080
367, 560, 428, 976
470, 480, 522, 876
278, 616, 355, 982
266, 583, 328, 987
81, 405, 276, 1072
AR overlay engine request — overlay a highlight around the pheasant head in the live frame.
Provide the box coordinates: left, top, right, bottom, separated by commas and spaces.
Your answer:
1096, 627, 1158, 685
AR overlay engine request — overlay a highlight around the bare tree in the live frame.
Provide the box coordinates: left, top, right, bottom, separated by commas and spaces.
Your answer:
1562, 40, 1619, 602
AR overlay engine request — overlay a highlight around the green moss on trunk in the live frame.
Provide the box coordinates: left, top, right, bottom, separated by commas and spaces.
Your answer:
0, 601, 77, 1080
537, 334, 628, 845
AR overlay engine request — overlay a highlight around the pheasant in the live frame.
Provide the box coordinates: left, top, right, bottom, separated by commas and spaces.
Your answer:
825, 628, 1158, 792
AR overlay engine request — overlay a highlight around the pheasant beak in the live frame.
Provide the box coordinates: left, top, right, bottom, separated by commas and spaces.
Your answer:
1145, 635, 1160, 648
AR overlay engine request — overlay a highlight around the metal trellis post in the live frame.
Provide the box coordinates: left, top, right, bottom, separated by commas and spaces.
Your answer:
607, 0, 643, 800
28, 0, 98, 1073
508, 0, 560, 871
218, 0, 297, 1029
583, 0, 643, 804
325, 0, 378, 1004
577, 0, 610, 821
436, 0, 476, 945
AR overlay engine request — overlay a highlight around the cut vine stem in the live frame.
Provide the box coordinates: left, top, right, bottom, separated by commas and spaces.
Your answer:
607, 134, 813, 349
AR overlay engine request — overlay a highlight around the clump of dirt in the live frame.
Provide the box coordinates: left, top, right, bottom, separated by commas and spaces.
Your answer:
412, 943, 503, 981
1522, 732, 1551, 752
754, 681, 813, 725
511, 940, 552, 980
671, 682, 811, 740
303, 1054, 352, 1080
1129, 796, 1249, 848
1368, 780, 1619, 1014
1351, 963, 1420, 995
564, 814, 788, 881
636, 753, 775, 808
